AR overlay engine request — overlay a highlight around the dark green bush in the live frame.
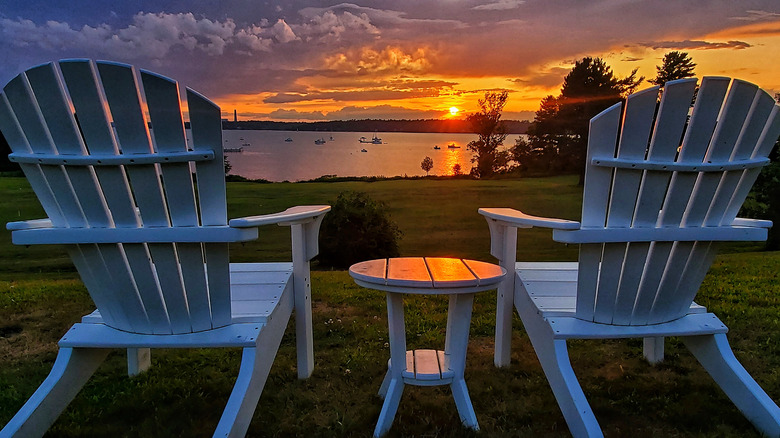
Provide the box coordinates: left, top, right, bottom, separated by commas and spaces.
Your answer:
741, 138, 779, 250
317, 191, 402, 269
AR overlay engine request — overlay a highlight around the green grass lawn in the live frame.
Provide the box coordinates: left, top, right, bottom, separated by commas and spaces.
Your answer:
0, 176, 778, 437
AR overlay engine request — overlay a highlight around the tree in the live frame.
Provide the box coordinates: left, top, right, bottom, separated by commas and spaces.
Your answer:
420, 156, 433, 175
526, 57, 643, 184
650, 51, 696, 85
0, 130, 20, 173
466, 91, 509, 178
224, 155, 232, 175
741, 95, 780, 249
452, 163, 462, 176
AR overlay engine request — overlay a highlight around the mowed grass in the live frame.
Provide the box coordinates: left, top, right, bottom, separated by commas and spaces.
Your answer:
0, 176, 778, 437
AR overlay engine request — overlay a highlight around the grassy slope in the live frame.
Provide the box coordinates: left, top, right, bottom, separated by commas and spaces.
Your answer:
0, 176, 777, 437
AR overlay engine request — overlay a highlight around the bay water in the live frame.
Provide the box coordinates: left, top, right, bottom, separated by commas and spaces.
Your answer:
211, 130, 523, 182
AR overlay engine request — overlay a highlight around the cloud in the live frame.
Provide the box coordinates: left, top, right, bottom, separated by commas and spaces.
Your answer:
267, 108, 326, 120
271, 19, 297, 43
509, 67, 571, 88
473, 0, 526, 11
293, 10, 379, 43
324, 46, 432, 74
299, 3, 465, 31
0, 13, 273, 59
326, 104, 440, 120
638, 39, 752, 50
264, 87, 441, 104
731, 10, 780, 21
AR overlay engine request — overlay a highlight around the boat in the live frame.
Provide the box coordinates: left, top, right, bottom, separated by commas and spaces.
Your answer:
314, 138, 326, 145
361, 148, 368, 152
285, 137, 293, 142
447, 143, 460, 149
224, 147, 243, 152
359, 133, 382, 144
242, 142, 250, 147
433, 145, 441, 150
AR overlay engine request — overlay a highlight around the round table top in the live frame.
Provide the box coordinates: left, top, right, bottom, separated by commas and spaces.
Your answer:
349, 257, 506, 294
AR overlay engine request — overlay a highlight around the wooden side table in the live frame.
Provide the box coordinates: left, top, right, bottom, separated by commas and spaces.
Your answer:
349, 257, 506, 437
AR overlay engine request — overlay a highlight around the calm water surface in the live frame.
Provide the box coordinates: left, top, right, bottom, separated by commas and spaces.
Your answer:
207, 130, 522, 182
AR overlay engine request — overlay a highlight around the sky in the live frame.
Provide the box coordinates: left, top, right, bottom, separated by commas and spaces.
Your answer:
1, 1, 779, 122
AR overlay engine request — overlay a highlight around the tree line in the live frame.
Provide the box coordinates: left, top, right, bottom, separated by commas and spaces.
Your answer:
466, 51, 697, 182
222, 118, 530, 134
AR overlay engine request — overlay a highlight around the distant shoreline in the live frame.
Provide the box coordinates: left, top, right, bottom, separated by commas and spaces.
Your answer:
220, 118, 530, 134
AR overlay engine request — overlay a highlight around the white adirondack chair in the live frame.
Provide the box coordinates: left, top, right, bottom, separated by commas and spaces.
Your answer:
481, 77, 780, 436
0, 59, 329, 437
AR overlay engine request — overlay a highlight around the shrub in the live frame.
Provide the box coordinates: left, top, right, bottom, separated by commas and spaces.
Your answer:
317, 191, 402, 269
741, 139, 779, 250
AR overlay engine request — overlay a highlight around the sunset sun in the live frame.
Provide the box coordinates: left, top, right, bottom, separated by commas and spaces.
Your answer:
449, 106, 459, 116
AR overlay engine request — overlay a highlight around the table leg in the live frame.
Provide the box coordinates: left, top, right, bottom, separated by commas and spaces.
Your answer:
375, 292, 406, 437
444, 293, 479, 430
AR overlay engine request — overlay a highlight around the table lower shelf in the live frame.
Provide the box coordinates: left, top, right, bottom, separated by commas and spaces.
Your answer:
388, 349, 456, 386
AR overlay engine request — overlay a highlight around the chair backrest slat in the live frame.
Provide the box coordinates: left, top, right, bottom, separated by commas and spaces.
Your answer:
140, 70, 199, 227
187, 89, 231, 327
576, 102, 622, 320
0, 96, 65, 226
575, 77, 780, 325
140, 70, 211, 331
602, 86, 660, 324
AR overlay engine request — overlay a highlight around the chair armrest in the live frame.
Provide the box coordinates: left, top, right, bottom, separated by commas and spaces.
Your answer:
478, 207, 580, 230
229, 205, 331, 228
7, 218, 53, 231
732, 217, 772, 228
231, 205, 331, 380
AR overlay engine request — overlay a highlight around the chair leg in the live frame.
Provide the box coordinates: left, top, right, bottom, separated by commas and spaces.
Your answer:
531, 337, 604, 438
516, 294, 603, 438
127, 347, 151, 376
214, 307, 289, 437
1, 347, 109, 438
378, 369, 391, 399
684, 333, 780, 437
643, 337, 664, 364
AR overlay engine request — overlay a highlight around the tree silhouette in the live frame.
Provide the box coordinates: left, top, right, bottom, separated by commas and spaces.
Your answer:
650, 51, 696, 85
466, 91, 508, 178
420, 156, 433, 176
525, 57, 643, 184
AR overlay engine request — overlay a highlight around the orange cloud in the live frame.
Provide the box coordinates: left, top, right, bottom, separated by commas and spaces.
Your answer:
325, 46, 433, 74
707, 19, 780, 38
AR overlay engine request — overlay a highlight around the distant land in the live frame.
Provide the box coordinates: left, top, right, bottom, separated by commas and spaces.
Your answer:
221, 119, 531, 134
